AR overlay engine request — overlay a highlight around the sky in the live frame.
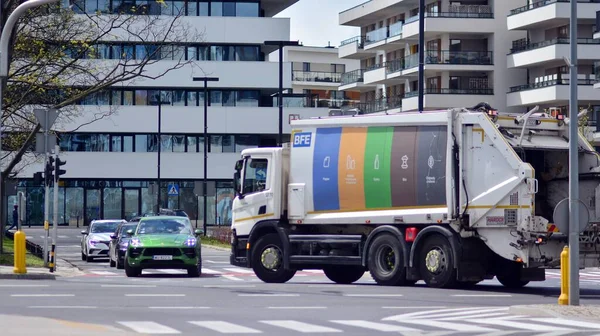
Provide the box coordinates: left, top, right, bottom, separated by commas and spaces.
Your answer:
274, 0, 365, 48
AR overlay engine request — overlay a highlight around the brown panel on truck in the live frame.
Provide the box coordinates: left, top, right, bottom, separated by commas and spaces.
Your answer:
390, 126, 417, 207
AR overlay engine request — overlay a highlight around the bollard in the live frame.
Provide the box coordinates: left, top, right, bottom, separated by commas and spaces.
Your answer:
558, 246, 569, 305
13, 230, 27, 274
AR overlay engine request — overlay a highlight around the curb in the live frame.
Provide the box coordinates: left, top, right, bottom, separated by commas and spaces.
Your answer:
202, 243, 230, 252
509, 305, 600, 322
0, 272, 56, 280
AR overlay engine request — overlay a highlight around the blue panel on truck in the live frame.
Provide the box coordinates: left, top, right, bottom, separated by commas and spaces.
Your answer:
312, 127, 342, 211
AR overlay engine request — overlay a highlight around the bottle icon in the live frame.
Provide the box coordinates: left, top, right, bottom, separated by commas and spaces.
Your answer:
323, 156, 330, 168
374, 154, 380, 170
346, 155, 356, 170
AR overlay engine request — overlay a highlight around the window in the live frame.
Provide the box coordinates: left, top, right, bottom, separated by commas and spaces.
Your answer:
242, 158, 268, 194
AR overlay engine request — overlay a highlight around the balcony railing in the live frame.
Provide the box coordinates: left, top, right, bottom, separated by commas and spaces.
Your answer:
509, 0, 600, 16
425, 51, 493, 65
389, 21, 403, 38
346, 95, 403, 114
426, 5, 493, 18
404, 88, 494, 98
272, 95, 357, 108
510, 38, 600, 54
365, 26, 388, 45
386, 54, 419, 74
596, 10, 600, 33
292, 71, 341, 83
341, 69, 366, 85
509, 78, 596, 92
340, 35, 366, 48
595, 61, 600, 81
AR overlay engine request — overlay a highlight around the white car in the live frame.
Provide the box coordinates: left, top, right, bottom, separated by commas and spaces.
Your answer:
81, 219, 126, 262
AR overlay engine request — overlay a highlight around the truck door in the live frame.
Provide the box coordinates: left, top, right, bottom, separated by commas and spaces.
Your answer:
234, 155, 275, 225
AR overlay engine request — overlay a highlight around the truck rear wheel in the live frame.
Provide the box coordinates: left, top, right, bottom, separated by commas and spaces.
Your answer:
323, 265, 365, 284
367, 233, 412, 286
251, 233, 296, 283
418, 234, 458, 288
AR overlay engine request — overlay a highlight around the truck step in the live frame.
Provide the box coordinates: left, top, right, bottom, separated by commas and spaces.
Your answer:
289, 255, 362, 265
288, 234, 363, 244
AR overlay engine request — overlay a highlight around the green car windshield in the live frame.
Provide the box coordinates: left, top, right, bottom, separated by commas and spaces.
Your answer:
136, 218, 192, 235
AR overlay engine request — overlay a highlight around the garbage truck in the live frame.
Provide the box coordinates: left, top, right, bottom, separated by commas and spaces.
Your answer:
228, 103, 600, 289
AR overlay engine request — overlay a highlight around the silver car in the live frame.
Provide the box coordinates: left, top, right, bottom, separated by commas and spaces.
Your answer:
81, 219, 126, 262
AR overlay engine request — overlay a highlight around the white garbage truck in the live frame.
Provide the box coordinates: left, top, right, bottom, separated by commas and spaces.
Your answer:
228, 103, 600, 289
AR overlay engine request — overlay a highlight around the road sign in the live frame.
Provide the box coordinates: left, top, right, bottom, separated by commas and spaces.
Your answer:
167, 183, 179, 196
35, 133, 57, 154
553, 198, 590, 234
33, 109, 58, 130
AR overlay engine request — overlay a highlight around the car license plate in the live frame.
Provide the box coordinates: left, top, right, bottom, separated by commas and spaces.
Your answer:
153, 255, 172, 260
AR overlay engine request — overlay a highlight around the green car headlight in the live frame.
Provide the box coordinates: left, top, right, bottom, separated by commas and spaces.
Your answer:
184, 237, 197, 247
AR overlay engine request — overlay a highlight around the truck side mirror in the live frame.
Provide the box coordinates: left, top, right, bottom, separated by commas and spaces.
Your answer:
233, 171, 244, 199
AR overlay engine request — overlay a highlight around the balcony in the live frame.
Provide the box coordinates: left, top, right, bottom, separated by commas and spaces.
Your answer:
385, 54, 420, 80
508, 38, 600, 68
595, 10, 600, 39
507, 77, 598, 106
338, 35, 377, 59
508, 0, 600, 31
346, 95, 403, 115
339, 69, 376, 91
402, 88, 494, 111
292, 71, 341, 87
400, 6, 496, 40
424, 50, 494, 71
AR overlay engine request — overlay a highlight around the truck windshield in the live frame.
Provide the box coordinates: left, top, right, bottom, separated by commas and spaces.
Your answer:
243, 158, 268, 194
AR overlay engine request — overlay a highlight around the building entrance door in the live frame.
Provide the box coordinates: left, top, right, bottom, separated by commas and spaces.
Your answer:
123, 188, 141, 221
84, 188, 101, 226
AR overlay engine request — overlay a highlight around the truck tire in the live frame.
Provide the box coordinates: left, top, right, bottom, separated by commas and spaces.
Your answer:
418, 234, 458, 288
367, 233, 412, 286
497, 275, 529, 288
323, 265, 365, 284
251, 233, 296, 283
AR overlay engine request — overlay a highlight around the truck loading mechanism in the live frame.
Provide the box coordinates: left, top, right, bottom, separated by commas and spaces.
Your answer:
229, 103, 600, 289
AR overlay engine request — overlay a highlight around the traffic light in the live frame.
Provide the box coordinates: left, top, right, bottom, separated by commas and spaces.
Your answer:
33, 172, 43, 185
54, 157, 66, 180
44, 156, 54, 186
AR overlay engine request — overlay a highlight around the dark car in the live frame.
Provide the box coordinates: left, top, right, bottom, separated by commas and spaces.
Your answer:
108, 222, 139, 269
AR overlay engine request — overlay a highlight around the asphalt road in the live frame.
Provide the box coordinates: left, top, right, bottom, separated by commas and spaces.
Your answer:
3, 227, 600, 335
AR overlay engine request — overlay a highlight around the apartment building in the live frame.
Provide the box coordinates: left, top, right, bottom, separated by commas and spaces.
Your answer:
3, 0, 335, 227
337, 0, 526, 114
269, 45, 361, 109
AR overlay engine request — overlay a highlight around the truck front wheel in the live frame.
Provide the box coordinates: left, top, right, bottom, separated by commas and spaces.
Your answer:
251, 233, 296, 283
367, 233, 413, 286
418, 234, 458, 288
323, 265, 365, 284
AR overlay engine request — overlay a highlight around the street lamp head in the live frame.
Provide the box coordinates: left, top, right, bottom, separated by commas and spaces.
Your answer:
193, 77, 220, 82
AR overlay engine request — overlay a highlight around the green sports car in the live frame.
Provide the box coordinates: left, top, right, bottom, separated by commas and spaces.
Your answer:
123, 215, 203, 277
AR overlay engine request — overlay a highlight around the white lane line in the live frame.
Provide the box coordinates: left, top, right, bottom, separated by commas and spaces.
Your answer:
343, 294, 403, 297
11, 294, 74, 297
260, 320, 341, 333
189, 321, 262, 333
451, 294, 512, 297
101, 285, 157, 288
28, 306, 96, 309
330, 320, 421, 332
382, 306, 447, 309
125, 294, 185, 297
0, 284, 49, 287
267, 306, 327, 309
467, 318, 574, 331
222, 275, 244, 281
530, 318, 600, 329
414, 308, 509, 320
118, 321, 181, 334
205, 260, 229, 264
203, 285, 256, 288
440, 312, 510, 320
238, 294, 299, 297
201, 268, 223, 274
399, 319, 499, 332
308, 285, 358, 288
149, 307, 210, 309
90, 271, 119, 276
223, 268, 254, 274
58, 235, 69, 238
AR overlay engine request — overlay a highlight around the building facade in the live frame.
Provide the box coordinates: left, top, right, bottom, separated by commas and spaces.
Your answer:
337, 0, 529, 114
2, 0, 338, 227
269, 45, 361, 109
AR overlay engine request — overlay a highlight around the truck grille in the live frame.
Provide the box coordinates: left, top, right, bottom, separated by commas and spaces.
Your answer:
143, 248, 182, 257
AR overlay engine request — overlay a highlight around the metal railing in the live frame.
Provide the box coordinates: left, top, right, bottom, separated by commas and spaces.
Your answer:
510, 37, 600, 54
509, 78, 596, 92
510, 0, 600, 16
347, 95, 403, 114
404, 88, 494, 97
292, 71, 342, 83
341, 69, 366, 85
426, 4, 493, 18
340, 35, 366, 48
425, 50, 493, 65
386, 54, 419, 74
4, 230, 45, 260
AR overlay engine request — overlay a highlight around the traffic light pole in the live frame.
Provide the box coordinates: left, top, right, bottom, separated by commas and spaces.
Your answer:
50, 145, 59, 272
43, 119, 50, 267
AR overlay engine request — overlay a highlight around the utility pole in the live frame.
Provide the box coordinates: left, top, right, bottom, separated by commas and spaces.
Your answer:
418, 0, 425, 112
156, 98, 162, 214
568, 0, 580, 306
50, 145, 65, 273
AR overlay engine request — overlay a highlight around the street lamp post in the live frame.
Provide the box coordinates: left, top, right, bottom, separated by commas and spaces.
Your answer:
193, 76, 219, 237
156, 98, 162, 214
417, 0, 424, 113
264, 40, 299, 146
0, 0, 61, 254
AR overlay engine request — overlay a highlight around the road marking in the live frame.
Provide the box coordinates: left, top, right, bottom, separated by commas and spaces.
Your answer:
412, 308, 509, 320
467, 318, 574, 331
382, 306, 447, 309
203, 285, 256, 288
238, 294, 299, 297
398, 319, 499, 332
330, 320, 421, 332
11, 294, 74, 297
384, 307, 508, 319
205, 260, 229, 264
201, 268, 223, 274
530, 318, 600, 329
343, 294, 403, 297
28, 306, 96, 309
451, 294, 512, 297
125, 294, 185, 297
0, 284, 49, 287
118, 321, 181, 334
189, 321, 262, 333
58, 235, 69, 238
440, 312, 510, 320
260, 320, 341, 333
90, 271, 118, 276
267, 306, 327, 309
149, 307, 210, 309
222, 275, 244, 281
101, 285, 157, 288
223, 268, 254, 274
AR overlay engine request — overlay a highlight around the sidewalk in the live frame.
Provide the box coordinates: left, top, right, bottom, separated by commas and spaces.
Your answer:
0, 314, 137, 336
510, 304, 600, 322
0, 258, 84, 279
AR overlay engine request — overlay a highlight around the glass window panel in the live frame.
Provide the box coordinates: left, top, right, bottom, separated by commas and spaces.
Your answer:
122, 45, 134, 60
235, 46, 259, 61
186, 90, 198, 106
236, 2, 258, 17
123, 135, 134, 152
97, 90, 110, 105
210, 1, 222, 15
147, 134, 159, 152
160, 135, 172, 152
222, 135, 235, 152
148, 90, 160, 104
222, 1, 235, 16
173, 90, 185, 105
137, 1, 149, 14
91, 134, 110, 151
160, 90, 172, 104
161, 0, 173, 15
103, 188, 122, 219
73, 0, 85, 13
85, 0, 97, 13
148, 0, 161, 14
210, 91, 222, 106
111, 90, 122, 105
173, 135, 185, 152
222, 90, 235, 106
160, 45, 172, 60
216, 188, 234, 225
141, 187, 154, 215
186, 0, 197, 15
111, 45, 122, 59
146, 45, 160, 60
123, 90, 134, 105
173, 1, 184, 15
111, 135, 122, 152
186, 136, 197, 152
198, 0, 208, 15
210, 46, 223, 61
223, 46, 235, 61
135, 134, 148, 152
198, 46, 209, 60
135, 90, 147, 105
210, 135, 222, 153
97, 44, 110, 59
65, 188, 83, 226
235, 135, 259, 152
187, 46, 197, 60
236, 90, 259, 106
173, 46, 185, 61
136, 45, 147, 59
